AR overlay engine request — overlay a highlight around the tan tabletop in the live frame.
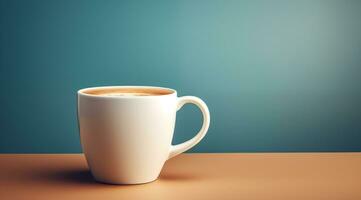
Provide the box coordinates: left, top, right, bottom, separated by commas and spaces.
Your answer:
0, 153, 360, 200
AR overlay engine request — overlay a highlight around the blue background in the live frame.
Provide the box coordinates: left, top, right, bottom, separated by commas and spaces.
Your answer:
1, 0, 361, 153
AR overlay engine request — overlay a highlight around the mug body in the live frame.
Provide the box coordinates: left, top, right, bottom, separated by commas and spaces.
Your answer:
78, 86, 177, 184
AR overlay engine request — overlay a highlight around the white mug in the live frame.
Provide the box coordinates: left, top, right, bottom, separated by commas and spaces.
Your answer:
77, 86, 210, 184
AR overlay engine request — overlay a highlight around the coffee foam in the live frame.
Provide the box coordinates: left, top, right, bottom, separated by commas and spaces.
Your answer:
101, 92, 153, 96
83, 87, 173, 96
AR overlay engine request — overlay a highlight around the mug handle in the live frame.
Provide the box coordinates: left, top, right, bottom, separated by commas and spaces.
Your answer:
168, 96, 210, 159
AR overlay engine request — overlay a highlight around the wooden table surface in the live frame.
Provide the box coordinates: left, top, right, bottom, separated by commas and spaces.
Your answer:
0, 153, 360, 200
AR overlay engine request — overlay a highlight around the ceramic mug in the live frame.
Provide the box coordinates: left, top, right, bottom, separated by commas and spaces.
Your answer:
77, 86, 210, 184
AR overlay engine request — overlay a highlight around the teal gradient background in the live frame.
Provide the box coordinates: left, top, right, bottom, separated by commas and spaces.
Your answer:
1, 0, 361, 153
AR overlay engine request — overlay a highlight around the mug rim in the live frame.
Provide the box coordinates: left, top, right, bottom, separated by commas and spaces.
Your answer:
78, 85, 177, 99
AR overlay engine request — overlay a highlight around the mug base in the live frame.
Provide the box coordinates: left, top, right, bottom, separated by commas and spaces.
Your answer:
93, 176, 158, 185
